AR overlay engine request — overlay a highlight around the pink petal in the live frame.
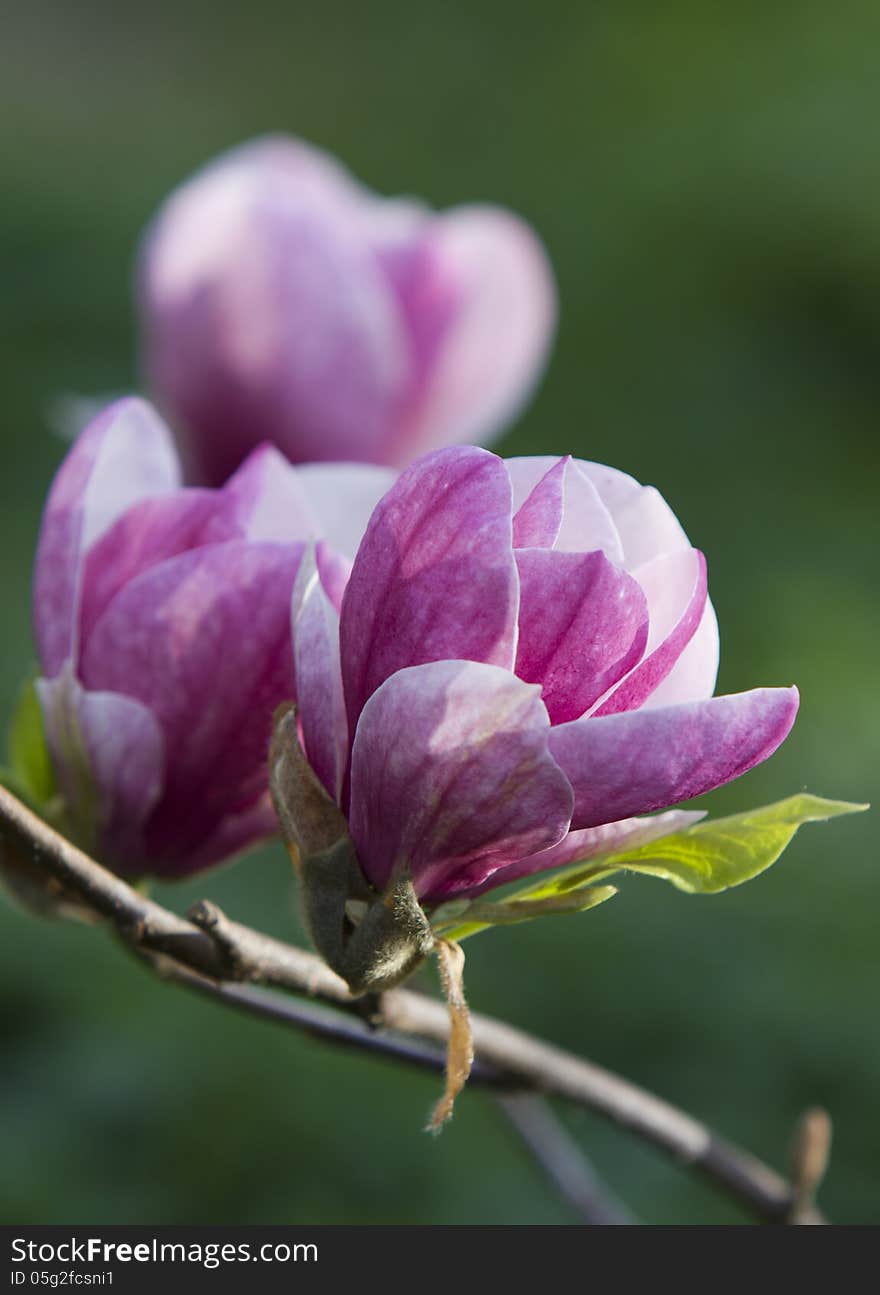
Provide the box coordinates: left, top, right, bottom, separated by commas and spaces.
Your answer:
348, 661, 573, 901
177, 794, 278, 877
294, 462, 397, 561
505, 456, 563, 513
140, 138, 410, 481
78, 490, 226, 650
578, 460, 691, 570
511, 457, 567, 548
506, 456, 623, 560
218, 443, 317, 542
594, 549, 707, 715
339, 447, 519, 735
515, 549, 648, 724
292, 545, 348, 801
79, 540, 303, 868
33, 399, 180, 676
77, 442, 362, 654
37, 667, 164, 872
458, 808, 706, 898
554, 460, 625, 560
548, 688, 799, 828
643, 600, 720, 708
404, 207, 556, 457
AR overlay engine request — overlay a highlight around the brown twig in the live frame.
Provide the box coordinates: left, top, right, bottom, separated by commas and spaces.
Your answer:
788, 1107, 833, 1224
497, 1094, 636, 1224
0, 783, 824, 1224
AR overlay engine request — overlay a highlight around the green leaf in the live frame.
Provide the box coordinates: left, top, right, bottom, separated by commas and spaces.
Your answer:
5, 676, 55, 809
513, 794, 869, 900
432, 883, 617, 942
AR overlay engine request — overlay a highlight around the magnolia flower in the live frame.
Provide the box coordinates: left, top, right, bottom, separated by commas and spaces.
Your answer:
138, 135, 556, 484
291, 447, 799, 906
32, 397, 392, 878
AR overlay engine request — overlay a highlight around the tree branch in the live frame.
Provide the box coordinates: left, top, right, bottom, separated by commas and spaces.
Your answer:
497, 1094, 636, 1224
0, 783, 825, 1224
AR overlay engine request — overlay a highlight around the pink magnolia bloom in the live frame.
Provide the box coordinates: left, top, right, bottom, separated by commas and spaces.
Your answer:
294, 447, 799, 904
32, 398, 393, 878
138, 135, 556, 484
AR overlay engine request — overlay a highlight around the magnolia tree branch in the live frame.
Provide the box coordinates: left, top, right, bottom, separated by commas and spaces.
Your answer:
0, 784, 824, 1225
497, 1094, 636, 1225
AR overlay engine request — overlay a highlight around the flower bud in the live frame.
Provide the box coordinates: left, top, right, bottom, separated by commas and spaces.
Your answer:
138, 135, 556, 483
30, 397, 392, 878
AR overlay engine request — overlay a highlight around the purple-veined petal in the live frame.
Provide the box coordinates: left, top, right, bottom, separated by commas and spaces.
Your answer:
177, 793, 278, 877
140, 139, 410, 481
453, 809, 706, 899
348, 660, 573, 901
374, 228, 461, 459
78, 443, 328, 648
339, 447, 519, 735
79, 540, 303, 867
404, 207, 556, 457
514, 549, 648, 724
218, 443, 318, 541
33, 399, 180, 676
78, 490, 226, 650
506, 457, 562, 513
507, 456, 623, 560
292, 545, 348, 801
511, 456, 567, 548
548, 687, 800, 829
643, 599, 720, 708
594, 549, 707, 716
36, 666, 164, 871
295, 462, 397, 561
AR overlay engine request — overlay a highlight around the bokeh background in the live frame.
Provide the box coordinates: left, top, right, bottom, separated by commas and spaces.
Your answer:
1, 0, 877, 1225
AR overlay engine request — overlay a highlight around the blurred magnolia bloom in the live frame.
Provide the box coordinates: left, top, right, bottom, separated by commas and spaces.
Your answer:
32, 397, 392, 878
291, 447, 799, 905
138, 135, 556, 484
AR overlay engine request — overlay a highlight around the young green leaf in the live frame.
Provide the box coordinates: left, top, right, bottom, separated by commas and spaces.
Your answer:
512, 794, 869, 900
432, 883, 617, 942
6, 676, 55, 809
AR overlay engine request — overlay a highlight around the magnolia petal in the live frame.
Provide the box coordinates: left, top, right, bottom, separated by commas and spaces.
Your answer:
511, 456, 567, 548
141, 139, 410, 481
340, 447, 518, 733
78, 444, 331, 647
292, 545, 348, 801
549, 687, 800, 829
33, 399, 180, 676
456, 808, 706, 898
178, 794, 279, 877
600, 481, 690, 570
78, 490, 225, 649
555, 460, 624, 562
36, 667, 164, 871
505, 456, 563, 513
515, 549, 648, 724
348, 660, 573, 901
79, 540, 302, 868
295, 462, 397, 561
595, 549, 707, 715
643, 599, 720, 708
218, 443, 317, 542
405, 207, 556, 457
507, 456, 623, 561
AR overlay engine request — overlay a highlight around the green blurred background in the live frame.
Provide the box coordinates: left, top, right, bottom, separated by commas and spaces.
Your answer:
1, 0, 877, 1224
